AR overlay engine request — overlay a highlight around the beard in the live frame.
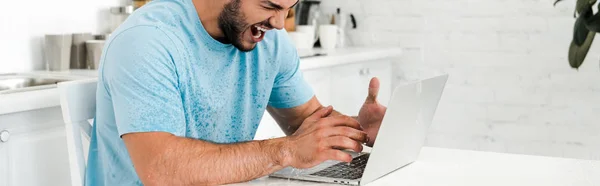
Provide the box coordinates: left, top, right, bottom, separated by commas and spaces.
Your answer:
218, 0, 254, 52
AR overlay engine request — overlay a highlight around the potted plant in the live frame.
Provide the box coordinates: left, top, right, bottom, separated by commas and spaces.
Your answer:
556, 0, 600, 69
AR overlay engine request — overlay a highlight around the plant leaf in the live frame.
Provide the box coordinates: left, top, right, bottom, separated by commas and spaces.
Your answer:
569, 9, 596, 69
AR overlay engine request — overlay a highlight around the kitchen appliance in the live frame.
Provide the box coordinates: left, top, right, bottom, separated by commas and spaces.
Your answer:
44, 34, 73, 71
295, 0, 321, 26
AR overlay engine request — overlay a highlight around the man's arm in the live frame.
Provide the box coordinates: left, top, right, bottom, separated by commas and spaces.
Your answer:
123, 132, 286, 185
267, 96, 356, 135
123, 106, 366, 186
268, 77, 385, 147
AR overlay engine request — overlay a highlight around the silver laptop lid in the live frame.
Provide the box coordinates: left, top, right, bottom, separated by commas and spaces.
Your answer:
360, 74, 448, 185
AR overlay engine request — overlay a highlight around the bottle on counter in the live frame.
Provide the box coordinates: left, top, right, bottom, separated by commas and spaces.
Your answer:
335, 8, 347, 48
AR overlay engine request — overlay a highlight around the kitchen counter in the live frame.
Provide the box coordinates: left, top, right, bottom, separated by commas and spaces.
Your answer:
0, 47, 401, 115
26, 47, 402, 75
298, 47, 402, 70
27, 47, 402, 77
0, 72, 95, 115
230, 147, 600, 186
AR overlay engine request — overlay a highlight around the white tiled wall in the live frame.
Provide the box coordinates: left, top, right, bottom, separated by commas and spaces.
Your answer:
0, 0, 123, 73
322, 0, 600, 160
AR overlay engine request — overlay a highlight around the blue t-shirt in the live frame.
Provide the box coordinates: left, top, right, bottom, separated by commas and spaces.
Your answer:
86, 0, 314, 185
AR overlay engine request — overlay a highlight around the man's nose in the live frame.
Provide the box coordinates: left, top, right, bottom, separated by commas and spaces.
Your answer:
269, 11, 287, 30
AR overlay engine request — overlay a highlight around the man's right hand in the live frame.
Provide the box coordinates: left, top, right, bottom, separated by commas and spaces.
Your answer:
281, 106, 367, 169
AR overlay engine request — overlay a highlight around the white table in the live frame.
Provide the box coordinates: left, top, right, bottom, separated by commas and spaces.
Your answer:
230, 147, 600, 186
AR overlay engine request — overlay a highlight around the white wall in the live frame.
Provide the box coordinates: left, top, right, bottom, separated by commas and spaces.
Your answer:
322, 0, 600, 160
0, 0, 123, 73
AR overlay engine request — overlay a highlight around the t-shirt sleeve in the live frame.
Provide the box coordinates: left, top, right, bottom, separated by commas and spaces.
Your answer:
101, 26, 186, 137
268, 30, 315, 108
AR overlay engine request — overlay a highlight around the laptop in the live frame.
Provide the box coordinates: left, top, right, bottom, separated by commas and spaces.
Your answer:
270, 74, 449, 185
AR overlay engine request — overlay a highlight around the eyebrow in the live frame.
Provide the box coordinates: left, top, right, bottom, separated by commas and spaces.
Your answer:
264, 0, 299, 10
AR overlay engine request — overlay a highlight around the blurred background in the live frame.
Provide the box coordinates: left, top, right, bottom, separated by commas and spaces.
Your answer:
317, 0, 600, 160
0, 0, 127, 73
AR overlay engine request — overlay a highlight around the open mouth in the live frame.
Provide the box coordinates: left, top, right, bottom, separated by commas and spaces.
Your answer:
250, 24, 267, 42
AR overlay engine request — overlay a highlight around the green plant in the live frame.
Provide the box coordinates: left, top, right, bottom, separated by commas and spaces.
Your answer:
555, 0, 600, 69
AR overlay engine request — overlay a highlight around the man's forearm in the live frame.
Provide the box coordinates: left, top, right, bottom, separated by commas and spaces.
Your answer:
136, 135, 289, 185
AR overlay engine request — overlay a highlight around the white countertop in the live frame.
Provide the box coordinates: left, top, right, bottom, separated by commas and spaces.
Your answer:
229, 147, 600, 186
0, 47, 402, 115
298, 47, 402, 70
25, 47, 402, 77
0, 72, 95, 115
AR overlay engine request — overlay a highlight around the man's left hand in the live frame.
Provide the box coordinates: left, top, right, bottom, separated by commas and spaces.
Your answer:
358, 77, 387, 147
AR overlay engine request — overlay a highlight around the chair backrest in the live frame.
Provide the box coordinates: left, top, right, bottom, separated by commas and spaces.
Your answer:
58, 78, 98, 186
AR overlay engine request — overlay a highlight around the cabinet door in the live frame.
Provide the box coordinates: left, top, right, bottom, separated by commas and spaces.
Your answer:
330, 60, 393, 116
330, 63, 365, 115
360, 60, 393, 107
302, 68, 332, 106
254, 113, 285, 140
0, 135, 8, 186
9, 126, 71, 186
254, 68, 333, 140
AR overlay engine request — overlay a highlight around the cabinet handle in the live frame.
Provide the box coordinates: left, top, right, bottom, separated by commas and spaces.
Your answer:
359, 68, 371, 76
0, 130, 9, 143
359, 68, 368, 76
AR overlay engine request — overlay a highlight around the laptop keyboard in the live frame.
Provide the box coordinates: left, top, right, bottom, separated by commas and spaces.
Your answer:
309, 153, 370, 180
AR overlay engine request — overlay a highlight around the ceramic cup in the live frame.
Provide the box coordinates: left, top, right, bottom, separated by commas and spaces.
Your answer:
295, 25, 318, 48
44, 34, 73, 71
287, 32, 314, 49
319, 25, 338, 49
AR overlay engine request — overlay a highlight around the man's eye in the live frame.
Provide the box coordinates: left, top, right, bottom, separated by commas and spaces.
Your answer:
262, 6, 276, 10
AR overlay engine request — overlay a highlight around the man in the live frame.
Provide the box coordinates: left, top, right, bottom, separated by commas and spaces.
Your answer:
87, 0, 387, 185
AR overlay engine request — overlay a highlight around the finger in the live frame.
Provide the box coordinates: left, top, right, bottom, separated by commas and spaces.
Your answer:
326, 136, 364, 153
322, 150, 353, 163
321, 115, 361, 130
319, 127, 367, 143
309, 106, 333, 120
365, 77, 380, 104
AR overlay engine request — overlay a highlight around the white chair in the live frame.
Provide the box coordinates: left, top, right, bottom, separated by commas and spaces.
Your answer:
58, 78, 98, 186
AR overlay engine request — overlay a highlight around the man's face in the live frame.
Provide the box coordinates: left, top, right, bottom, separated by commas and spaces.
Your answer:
218, 0, 298, 52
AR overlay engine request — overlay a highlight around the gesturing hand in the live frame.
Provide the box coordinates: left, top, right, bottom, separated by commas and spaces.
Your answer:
358, 77, 387, 147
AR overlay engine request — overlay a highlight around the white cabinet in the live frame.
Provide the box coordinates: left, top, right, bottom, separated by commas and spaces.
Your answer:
329, 59, 393, 115
0, 135, 8, 186
329, 63, 364, 115
255, 112, 285, 140
254, 67, 336, 140
0, 107, 71, 186
255, 59, 394, 140
303, 67, 333, 106
362, 60, 393, 107
9, 127, 71, 186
